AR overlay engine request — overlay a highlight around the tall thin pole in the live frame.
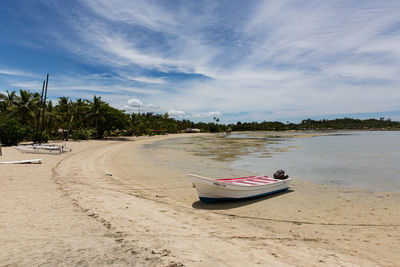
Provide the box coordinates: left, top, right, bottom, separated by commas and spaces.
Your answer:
39, 73, 49, 145
34, 80, 46, 143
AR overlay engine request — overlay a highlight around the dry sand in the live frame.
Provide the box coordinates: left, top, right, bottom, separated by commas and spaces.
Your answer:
1, 134, 399, 266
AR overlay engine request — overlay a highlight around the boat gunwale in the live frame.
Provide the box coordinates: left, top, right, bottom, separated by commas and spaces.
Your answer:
187, 174, 291, 189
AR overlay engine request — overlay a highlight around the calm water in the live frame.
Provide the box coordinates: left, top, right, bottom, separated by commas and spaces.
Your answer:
229, 131, 400, 192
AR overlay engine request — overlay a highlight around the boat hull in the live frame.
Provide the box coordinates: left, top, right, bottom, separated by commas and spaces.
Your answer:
187, 174, 291, 203
13, 145, 63, 154
199, 188, 289, 203
0, 159, 42, 164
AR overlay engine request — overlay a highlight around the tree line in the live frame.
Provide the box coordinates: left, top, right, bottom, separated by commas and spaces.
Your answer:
0, 90, 132, 145
229, 118, 400, 131
0, 90, 221, 145
1, 90, 399, 146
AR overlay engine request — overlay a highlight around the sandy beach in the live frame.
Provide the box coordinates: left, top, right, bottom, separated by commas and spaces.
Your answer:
1, 134, 399, 266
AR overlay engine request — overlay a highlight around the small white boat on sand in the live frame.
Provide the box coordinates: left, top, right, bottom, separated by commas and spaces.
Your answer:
187, 171, 291, 203
0, 159, 42, 164
13, 144, 71, 155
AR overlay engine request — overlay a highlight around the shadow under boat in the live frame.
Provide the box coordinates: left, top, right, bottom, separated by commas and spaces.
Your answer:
192, 188, 294, 210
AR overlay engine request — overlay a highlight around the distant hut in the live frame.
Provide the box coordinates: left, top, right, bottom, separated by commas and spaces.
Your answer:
184, 128, 201, 133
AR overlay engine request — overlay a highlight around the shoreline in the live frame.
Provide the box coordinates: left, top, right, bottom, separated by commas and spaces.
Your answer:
1, 134, 399, 266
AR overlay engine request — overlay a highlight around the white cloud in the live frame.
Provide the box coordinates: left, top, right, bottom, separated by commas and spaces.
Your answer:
126, 98, 143, 108
168, 109, 187, 118
121, 98, 161, 113
125, 75, 166, 85
57, 0, 222, 75
11, 81, 43, 89
145, 103, 160, 110
0, 68, 37, 78
192, 111, 222, 118
80, 0, 179, 32
324, 63, 400, 80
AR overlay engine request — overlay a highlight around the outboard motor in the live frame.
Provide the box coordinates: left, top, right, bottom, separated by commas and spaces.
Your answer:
273, 169, 289, 180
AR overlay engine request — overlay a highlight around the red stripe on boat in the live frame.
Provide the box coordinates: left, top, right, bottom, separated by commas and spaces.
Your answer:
216, 175, 272, 181
216, 176, 278, 186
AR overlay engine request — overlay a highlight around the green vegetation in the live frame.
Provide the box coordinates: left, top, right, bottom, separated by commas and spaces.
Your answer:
1, 90, 399, 146
229, 118, 400, 131
0, 90, 220, 145
0, 90, 130, 145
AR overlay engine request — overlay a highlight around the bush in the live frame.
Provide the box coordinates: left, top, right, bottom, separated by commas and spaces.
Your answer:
32, 132, 49, 143
0, 116, 32, 146
209, 124, 219, 133
71, 129, 90, 140
121, 129, 134, 136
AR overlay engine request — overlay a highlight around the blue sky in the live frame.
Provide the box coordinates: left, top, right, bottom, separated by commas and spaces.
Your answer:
1, 0, 400, 123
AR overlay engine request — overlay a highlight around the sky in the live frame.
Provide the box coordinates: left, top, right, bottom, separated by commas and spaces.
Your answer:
1, 0, 400, 123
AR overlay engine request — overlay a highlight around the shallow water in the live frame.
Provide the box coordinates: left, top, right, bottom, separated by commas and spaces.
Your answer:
229, 131, 400, 192
145, 131, 400, 192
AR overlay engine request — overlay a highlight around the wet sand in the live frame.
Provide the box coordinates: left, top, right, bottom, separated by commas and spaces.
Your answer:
1, 134, 399, 266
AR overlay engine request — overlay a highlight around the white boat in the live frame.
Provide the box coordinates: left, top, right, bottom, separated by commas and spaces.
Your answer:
187, 173, 291, 203
0, 159, 42, 164
13, 144, 70, 154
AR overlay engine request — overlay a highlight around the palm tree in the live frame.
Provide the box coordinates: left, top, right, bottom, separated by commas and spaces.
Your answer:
13, 90, 35, 126
0, 92, 6, 114
72, 98, 89, 130
0, 90, 17, 115
45, 101, 58, 139
86, 95, 108, 138
55, 97, 76, 140
5, 90, 17, 105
